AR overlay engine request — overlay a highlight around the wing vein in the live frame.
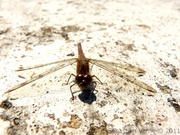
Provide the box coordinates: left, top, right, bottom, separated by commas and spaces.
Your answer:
4, 58, 77, 94
89, 59, 157, 93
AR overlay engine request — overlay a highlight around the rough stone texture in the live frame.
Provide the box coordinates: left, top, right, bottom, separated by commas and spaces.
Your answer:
0, 0, 180, 135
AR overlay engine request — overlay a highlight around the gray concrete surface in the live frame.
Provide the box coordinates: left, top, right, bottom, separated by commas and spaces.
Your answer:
0, 0, 180, 135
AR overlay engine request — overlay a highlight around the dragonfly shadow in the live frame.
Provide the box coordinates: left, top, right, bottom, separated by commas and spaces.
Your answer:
78, 83, 98, 104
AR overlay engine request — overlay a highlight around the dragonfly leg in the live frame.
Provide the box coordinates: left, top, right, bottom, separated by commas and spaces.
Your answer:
92, 75, 107, 85
70, 83, 77, 100
63, 74, 76, 85
91, 81, 97, 93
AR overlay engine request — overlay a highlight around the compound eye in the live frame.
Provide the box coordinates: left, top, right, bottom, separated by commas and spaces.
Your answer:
84, 75, 92, 83
76, 74, 84, 82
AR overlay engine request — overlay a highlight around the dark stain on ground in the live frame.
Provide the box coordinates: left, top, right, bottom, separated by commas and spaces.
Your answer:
115, 40, 135, 51
0, 102, 28, 135
86, 121, 108, 135
59, 130, 66, 135
169, 68, 178, 78
0, 100, 12, 109
0, 27, 9, 34
167, 98, 180, 112
64, 114, 82, 129
156, 83, 171, 94
0, 101, 59, 135
159, 61, 179, 79
61, 25, 83, 33
61, 25, 84, 40
136, 24, 151, 29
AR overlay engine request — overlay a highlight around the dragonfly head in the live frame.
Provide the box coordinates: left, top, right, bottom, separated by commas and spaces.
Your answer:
75, 74, 92, 89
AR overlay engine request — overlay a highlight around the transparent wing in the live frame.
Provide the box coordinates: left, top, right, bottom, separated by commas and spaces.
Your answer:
4, 58, 77, 96
16, 59, 73, 71
89, 59, 157, 94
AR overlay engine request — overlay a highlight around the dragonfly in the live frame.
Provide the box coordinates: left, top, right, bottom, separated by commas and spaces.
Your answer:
4, 43, 157, 100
